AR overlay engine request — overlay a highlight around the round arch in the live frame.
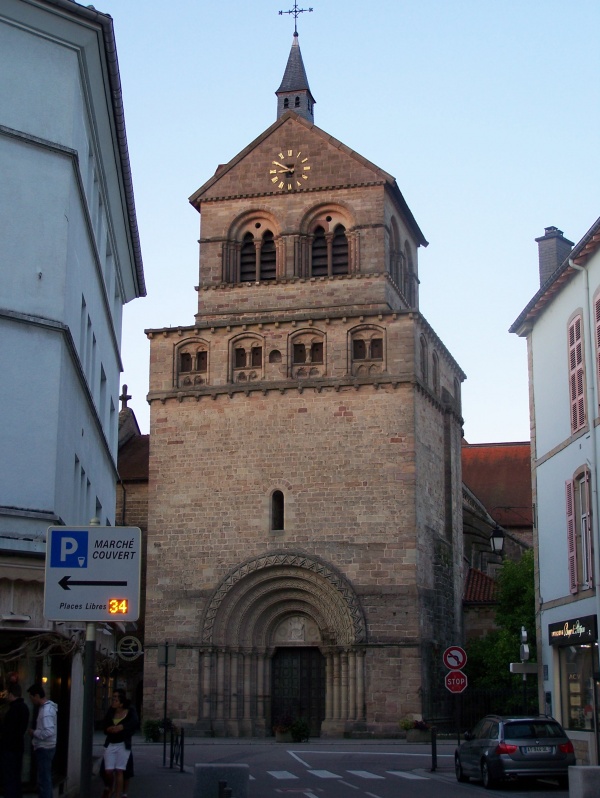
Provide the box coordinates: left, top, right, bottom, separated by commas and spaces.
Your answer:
200, 550, 366, 648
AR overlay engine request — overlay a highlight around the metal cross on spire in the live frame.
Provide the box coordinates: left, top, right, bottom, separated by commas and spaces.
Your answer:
279, 2, 313, 35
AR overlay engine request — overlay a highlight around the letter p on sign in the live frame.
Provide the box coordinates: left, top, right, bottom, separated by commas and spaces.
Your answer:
50, 530, 88, 568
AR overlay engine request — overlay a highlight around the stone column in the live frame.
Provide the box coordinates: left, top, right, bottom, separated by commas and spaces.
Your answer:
325, 649, 333, 720
257, 652, 265, 721
201, 647, 213, 720
341, 649, 349, 720
356, 649, 366, 720
348, 649, 357, 720
333, 650, 341, 719
230, 649, 239, 720
216, 648, 226, 719
240, 648, 253, 736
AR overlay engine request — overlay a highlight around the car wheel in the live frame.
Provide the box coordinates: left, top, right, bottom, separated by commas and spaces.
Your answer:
481, 760, 496, 789
455, 755, 469, 783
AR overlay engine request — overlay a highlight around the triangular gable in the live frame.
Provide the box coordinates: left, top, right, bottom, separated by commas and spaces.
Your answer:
189, 111, 427, 246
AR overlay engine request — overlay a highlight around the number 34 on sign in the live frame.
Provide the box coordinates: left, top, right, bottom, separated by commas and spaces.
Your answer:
108, 598, 128, 615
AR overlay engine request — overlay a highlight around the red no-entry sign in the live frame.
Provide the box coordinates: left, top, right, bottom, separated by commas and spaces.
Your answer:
445, 670, 468, 693
443, 646, 467, 670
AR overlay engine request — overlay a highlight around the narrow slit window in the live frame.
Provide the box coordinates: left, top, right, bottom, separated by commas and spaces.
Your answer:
271, 490, 284, 531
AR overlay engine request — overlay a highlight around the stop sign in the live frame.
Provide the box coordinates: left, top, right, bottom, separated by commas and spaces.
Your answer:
445, 670, 468, 693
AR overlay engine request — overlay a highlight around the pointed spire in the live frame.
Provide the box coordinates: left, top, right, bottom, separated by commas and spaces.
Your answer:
276, 32, 316, 123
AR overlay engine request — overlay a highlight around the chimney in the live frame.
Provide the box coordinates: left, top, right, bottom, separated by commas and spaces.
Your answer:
535, 226, 574, 286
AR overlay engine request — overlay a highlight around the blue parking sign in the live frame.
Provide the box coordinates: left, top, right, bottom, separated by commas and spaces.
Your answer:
50, 530, 88, 568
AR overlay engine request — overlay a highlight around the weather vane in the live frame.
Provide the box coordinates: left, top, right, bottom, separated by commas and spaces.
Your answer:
279, 2, 313, 35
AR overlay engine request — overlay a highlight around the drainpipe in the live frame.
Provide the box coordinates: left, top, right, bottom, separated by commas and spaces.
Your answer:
569, 258, 600, 763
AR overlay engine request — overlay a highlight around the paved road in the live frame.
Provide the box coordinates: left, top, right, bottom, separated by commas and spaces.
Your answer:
92, 736, 568, 798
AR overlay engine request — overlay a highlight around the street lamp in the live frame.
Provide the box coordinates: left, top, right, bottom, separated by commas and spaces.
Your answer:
490, 524, 505, 554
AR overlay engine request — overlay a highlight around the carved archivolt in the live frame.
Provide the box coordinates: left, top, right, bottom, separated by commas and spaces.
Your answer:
200, 551, 366, 647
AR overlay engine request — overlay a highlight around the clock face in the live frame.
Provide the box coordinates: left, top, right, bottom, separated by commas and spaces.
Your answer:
268, 148, 311, 191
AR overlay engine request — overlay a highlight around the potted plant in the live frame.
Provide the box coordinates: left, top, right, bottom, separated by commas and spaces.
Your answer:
290, 718, 310, 743
143, 719, 161, 742
400, 717, 432, 742
273, 715, 293, 742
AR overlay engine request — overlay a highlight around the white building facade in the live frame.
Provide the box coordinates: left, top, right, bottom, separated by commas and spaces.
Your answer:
512, 219, 600, 765
0, 0, 144, 791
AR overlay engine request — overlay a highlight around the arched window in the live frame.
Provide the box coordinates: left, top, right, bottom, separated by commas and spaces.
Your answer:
420, 336, 428, 383
404, 243, 415, 306
453, 377, 461, 412
350, 327, 386, 376
271, 490, 284, 531
240, 232, 256, 282
260, 230, 276, 281
311, 226, 328, 276
432, 351, 439, 395
294, 96, 300, 108
283, 98, 289, 109
331, 225, 349, 274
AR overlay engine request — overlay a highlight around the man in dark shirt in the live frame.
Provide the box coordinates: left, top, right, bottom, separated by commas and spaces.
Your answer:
0, 683, 30, 798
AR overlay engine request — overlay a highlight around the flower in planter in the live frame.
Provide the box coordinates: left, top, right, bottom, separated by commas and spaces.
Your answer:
399, 717, 431, 732
273, 715, 293, 734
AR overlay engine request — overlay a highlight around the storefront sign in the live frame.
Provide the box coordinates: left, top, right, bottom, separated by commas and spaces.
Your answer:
548, 614, 597, 646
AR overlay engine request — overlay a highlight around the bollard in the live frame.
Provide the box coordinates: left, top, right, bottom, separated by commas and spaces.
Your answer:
430, 726, 437, 772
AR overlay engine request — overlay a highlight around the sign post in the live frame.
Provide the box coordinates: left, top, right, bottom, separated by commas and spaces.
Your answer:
443, 645, 468, 747
44, 524, 141, 798
158, 642, 177, 767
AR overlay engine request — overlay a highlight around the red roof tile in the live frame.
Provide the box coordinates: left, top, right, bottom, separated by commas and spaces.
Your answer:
464, 568, 498, 604
462, 441, 532, 528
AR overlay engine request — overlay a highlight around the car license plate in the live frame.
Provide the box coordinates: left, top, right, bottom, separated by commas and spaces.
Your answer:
524, 746, 552, 754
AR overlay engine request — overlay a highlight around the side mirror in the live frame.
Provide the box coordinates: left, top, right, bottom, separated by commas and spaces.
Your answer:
463, 731, 473, 741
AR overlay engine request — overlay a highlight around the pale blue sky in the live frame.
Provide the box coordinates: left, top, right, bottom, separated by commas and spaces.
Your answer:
99, 0, 600, 442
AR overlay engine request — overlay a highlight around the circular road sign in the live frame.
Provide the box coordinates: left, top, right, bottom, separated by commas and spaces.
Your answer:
443, 646, 467, 670
445, 670, 468, 694
117, 635, 143, 662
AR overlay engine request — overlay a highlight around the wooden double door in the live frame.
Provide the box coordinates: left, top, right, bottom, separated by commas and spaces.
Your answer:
271, 647, 325, 737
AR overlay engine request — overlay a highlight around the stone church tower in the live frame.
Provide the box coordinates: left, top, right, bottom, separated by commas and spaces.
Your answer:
143, 30, 465, 737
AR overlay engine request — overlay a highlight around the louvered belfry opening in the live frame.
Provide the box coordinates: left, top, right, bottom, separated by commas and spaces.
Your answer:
260, 230, 276, 280
311, 226, 327, 276
240, 232, 256, 281
332, 225, 348, 274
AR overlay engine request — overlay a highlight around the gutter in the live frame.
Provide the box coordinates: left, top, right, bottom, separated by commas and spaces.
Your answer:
569, 257, 600, 763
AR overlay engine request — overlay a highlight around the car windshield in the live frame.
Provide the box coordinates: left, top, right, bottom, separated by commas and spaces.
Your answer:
504, 721, 565, 740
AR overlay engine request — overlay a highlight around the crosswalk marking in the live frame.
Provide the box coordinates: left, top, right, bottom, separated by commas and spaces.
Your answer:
267, 770, 298, 779
387, 770, 429, 780
308, 769, 340, 778
347, 770, 385, 779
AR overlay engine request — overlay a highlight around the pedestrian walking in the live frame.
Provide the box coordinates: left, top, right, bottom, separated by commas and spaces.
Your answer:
0, 683, 30, 798
101, 689, 138, 798
27, 684, 57, 798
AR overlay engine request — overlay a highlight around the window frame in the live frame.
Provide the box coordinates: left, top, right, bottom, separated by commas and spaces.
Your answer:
568, 314, 586, 433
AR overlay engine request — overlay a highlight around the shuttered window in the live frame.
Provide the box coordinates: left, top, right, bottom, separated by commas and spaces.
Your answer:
566, 469, 594, 594
568, 315, 586, 433
566, 479, 578, 594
